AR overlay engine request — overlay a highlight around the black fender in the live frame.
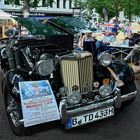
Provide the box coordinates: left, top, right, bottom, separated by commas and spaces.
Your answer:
2, 69, 25, 100
110, 60, 135, 82
110, 60, 136, 95
0, 47, 7, 70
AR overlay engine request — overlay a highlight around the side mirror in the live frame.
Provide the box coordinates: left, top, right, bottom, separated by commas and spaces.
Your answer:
4, 29, 15, 38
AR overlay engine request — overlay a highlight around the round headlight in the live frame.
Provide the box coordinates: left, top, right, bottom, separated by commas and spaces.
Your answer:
36, 60, 54, 76
98, 52, 112, 66
99, 85, 112, 97
67, 91, 82, 106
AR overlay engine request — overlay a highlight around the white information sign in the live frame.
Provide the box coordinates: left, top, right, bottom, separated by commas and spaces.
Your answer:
19, 80, 60, 127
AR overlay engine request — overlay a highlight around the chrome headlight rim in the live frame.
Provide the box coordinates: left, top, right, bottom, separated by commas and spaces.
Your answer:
99, 85, 113, 97
98, 52, 112, 67
36, 59, 54, 76
67, 91, 82, 106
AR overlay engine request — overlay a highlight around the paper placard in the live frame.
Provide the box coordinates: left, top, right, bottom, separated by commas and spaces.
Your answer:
19, 80, 60, 127
116, 31, 126, 43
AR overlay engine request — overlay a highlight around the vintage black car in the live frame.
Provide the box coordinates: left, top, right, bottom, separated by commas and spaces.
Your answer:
0, 17, 137, 136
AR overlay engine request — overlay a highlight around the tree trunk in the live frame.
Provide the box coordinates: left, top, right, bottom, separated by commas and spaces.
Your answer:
128, 3, 131, 21
115, 0, 120, 23
23, 0, 30, 18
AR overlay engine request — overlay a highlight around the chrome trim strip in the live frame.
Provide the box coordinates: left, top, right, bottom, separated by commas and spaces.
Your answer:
19, 119, 24, 124
121, 90, 137, 102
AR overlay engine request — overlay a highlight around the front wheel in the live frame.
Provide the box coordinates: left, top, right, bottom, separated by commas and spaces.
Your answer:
122, 97, 136, 107
4, 85, 31, 136
121, 81, 137, 107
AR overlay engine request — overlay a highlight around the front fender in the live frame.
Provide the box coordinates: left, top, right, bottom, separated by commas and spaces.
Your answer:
3, 69, 25, 99
110, 60, 135, 83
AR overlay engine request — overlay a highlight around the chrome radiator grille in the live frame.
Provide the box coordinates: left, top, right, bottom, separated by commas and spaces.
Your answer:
60, 53, 93, 93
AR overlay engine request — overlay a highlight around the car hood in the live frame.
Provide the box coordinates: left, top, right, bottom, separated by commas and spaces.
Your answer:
15, 17, 90, 36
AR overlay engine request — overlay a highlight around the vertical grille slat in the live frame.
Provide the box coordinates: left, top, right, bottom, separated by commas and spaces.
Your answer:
61, 55, 93, 93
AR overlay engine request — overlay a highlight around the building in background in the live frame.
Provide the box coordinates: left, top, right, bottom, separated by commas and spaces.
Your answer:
0, 0, 76, 38
0, 0, 74, 17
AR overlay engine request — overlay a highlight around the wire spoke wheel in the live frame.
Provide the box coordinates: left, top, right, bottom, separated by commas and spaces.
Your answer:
4, 84, 25, 136
3, 83, 32, 136
6, 94, 20, 127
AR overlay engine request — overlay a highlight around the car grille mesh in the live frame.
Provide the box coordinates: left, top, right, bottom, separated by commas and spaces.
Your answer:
61, 55, 93, 93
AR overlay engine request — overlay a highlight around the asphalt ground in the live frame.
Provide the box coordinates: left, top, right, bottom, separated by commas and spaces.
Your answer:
0, 72, 140, 140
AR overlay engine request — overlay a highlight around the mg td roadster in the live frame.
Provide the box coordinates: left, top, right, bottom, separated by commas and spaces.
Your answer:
0, 17, 137, 136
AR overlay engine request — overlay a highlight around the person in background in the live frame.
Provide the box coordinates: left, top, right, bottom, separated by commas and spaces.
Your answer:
78, 32, 85, 49
111, 24, 118, 35
102, 31, 116, 44
96, 31, 116, 53
81, 30, 96, 55
12, 24, 18, 36
124, 33, 140, 61
124, 33, 140, 47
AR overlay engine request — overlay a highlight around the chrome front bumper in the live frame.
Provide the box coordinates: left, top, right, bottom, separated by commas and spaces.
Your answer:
19, 90, 137, 125
59, 89, 137, 126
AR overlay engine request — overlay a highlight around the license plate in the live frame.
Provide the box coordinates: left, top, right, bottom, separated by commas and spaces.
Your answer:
66, 106, 114, 128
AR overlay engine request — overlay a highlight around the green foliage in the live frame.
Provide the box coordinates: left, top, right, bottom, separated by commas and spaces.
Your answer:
72, 0, 81, 8
76, 0, 140, 21
121, 0, 140, 19
15, 0, 20, 5
30, 0, 39, 7
41, 0, 54, 7
5, 0, 20, 5
72, 0, 87, 10
5, 0, 54, 8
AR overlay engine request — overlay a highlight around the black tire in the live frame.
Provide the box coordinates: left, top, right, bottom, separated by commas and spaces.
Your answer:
0, 70, 3, 93
121, 81, 137, 107
4, 84, 31, 136
122, 97, 136, 107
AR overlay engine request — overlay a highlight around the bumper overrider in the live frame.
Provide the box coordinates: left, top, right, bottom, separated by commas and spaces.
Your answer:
59, 88, 137, 129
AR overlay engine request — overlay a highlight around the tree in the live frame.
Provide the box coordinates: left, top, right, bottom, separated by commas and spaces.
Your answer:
83, 0, 123, 21
5, 0, 54, 18
121, 0, 140, 21
72, 0, 87, 13
72, 0, 115, 21
77, 0, 140, 22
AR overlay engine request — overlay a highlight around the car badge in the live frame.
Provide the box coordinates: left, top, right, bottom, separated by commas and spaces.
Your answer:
93, 81, 100, 88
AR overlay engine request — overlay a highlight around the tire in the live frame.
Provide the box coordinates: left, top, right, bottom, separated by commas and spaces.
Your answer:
122, 97, 136, 107
121, 81, 137, 107
0, 70, 3, 93
4, 84, 31, 136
